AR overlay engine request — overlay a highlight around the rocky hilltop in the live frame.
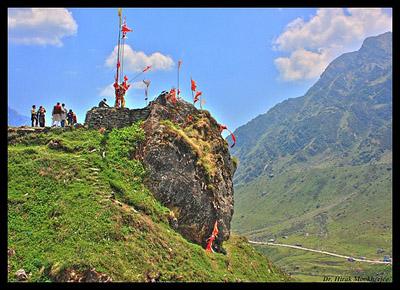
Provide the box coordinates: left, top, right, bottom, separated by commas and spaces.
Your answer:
86, 94, 236, 251
8, 94, 290, 282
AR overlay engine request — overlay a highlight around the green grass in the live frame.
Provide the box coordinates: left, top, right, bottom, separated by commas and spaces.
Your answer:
160, 118, 222, 182
232, 164, 392, 281
8, 124, 289, 282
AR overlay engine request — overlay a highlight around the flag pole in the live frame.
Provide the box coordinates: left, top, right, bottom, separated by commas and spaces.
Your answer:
191, 76, 194, 104
177, 60, 181, 99
115, 8, 122, 108
121, 17, 126, 83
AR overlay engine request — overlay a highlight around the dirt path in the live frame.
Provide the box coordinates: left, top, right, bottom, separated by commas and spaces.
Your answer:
248, 240, 392, 265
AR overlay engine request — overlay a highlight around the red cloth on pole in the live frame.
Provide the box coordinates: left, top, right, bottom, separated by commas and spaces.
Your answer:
205, 221, 219, 253
167, 88, 177, 104
143, 65, 152, 72
194, 91, 202, 103
121, 22, 133, 33
191, 79, 197, 91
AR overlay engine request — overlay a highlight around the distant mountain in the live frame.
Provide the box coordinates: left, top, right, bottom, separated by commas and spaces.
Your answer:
8, 107, 30, 127
231, 32, 392, 185
230, 32, 392, 281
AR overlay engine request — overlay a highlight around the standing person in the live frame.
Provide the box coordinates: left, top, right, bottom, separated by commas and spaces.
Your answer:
31, 105, 38, 127
67, 109, 74, 126
60, 103, 68, 127
72, 112, 77, 126
52, 102, 62, 127
37, 106, 46, 127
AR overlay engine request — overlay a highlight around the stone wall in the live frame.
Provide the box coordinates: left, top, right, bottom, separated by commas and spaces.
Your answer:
84, 107, 150, 129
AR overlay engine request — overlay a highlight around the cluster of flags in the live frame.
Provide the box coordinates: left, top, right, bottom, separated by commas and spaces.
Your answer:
191, 78, 203, 106
112, 8, 236, 254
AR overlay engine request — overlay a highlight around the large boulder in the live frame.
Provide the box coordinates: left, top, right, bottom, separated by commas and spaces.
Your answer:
136, 94, 236, 252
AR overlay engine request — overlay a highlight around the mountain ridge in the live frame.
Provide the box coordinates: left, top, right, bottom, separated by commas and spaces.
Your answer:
231, 31, 392, 185
230, 31, 392, 281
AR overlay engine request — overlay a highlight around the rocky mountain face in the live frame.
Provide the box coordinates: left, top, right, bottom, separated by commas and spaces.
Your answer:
85, 94, 236, 252
231, 32, 392, 185
137, 95, 236, 252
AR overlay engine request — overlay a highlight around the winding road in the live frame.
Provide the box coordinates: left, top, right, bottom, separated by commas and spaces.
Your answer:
248, 240, 392, 265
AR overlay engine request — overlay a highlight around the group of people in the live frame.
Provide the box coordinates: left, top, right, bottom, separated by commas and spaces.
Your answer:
31, 105, 47, 127
51, 102, 77, 127
30, 102, 77, 128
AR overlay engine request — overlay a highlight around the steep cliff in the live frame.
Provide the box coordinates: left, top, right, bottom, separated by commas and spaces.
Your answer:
84, 95, 236, 252
138, 95, 235, 252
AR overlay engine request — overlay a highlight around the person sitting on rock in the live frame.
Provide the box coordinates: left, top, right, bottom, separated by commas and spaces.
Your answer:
98, 98, 110, 108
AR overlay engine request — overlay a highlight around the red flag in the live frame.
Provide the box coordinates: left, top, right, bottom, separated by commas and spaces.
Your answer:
219, 124, 227, 133
191, 79, 197, 91
124, 75, 128, 81
121, 20, 133, 39
205, 221, 219, 253
121, 22, 133, 33
143, 65, 152, 72
122, 81, 130, 91
230, 132, 236, 148
117, 60, 120, 68
194, 91, 202, 103
212, 221, 219, 236
219, 124, 236, 148
168, 88, 177, 104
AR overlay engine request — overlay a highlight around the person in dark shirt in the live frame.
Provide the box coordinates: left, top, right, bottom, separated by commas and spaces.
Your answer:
37, 106, 46, 127
67, 109, 74, 126
98, 98, 110, 108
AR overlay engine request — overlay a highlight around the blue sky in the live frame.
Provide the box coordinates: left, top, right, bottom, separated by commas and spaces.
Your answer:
8, 8, 392, 132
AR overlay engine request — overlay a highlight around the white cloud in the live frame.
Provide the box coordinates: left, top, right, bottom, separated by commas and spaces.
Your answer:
99, 81, 147, 98
274, 8, 392, 81
105, 44, 174, 72
8, 8, 78, 46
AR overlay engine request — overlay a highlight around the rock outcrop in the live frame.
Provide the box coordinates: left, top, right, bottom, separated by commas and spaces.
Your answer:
135, 94, 236, 252
85, 107, 150, 129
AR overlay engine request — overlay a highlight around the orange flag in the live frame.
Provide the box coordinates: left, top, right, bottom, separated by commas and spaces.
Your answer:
205, 221, 219, 253
194, 91, 202, 103
191, 78, 197, 91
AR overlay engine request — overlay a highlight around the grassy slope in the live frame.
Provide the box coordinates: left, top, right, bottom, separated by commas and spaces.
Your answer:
232, 164, 392, 281
8, 124, 289, 282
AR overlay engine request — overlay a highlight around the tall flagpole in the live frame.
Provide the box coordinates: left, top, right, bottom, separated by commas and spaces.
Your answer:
115, 8, 122, 108
177, 60, 181, 98
121, 16, 127, 82
116, 8, 122, 84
